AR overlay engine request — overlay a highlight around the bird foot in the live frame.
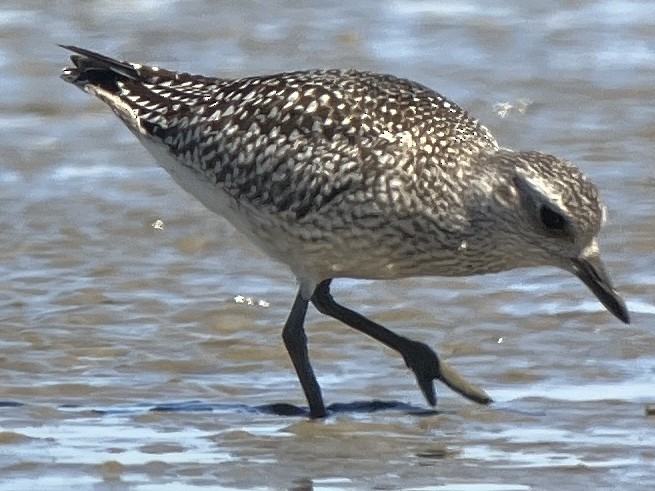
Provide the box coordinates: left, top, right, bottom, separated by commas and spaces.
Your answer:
402, 339, 493, 405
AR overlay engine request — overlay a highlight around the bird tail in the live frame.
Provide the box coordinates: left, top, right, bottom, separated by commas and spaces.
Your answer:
59, 45, 228, 150
59, 45, 210, 137
60, 45, 219, 91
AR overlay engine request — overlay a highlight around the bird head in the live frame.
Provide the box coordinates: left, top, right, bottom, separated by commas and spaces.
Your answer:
482, 150, 630, 323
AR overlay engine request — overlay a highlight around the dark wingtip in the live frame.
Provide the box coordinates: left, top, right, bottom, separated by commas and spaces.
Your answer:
59, 44, 140, 84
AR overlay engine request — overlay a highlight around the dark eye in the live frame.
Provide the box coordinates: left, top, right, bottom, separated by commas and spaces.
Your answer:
540, 206, 566, 231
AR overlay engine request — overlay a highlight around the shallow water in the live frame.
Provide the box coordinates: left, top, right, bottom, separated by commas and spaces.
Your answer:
1, 1, 654, 489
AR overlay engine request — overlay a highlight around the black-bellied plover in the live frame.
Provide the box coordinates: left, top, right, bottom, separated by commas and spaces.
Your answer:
61, 46, 629, 418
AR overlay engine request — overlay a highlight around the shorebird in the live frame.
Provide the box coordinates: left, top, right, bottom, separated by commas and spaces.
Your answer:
60, 46, 629, 418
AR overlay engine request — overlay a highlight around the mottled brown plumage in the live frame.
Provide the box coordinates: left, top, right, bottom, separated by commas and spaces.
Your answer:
61, 46, 629, 418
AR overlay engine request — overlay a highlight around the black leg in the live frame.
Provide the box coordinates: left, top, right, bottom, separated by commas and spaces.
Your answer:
310, 279, 492, 406
282, 290, 326, 418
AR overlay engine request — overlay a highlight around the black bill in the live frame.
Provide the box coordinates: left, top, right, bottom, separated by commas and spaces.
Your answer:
571, 255, 630, 324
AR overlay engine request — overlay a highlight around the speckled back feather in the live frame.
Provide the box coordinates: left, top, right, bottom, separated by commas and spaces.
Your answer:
62, 45, 499, 219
